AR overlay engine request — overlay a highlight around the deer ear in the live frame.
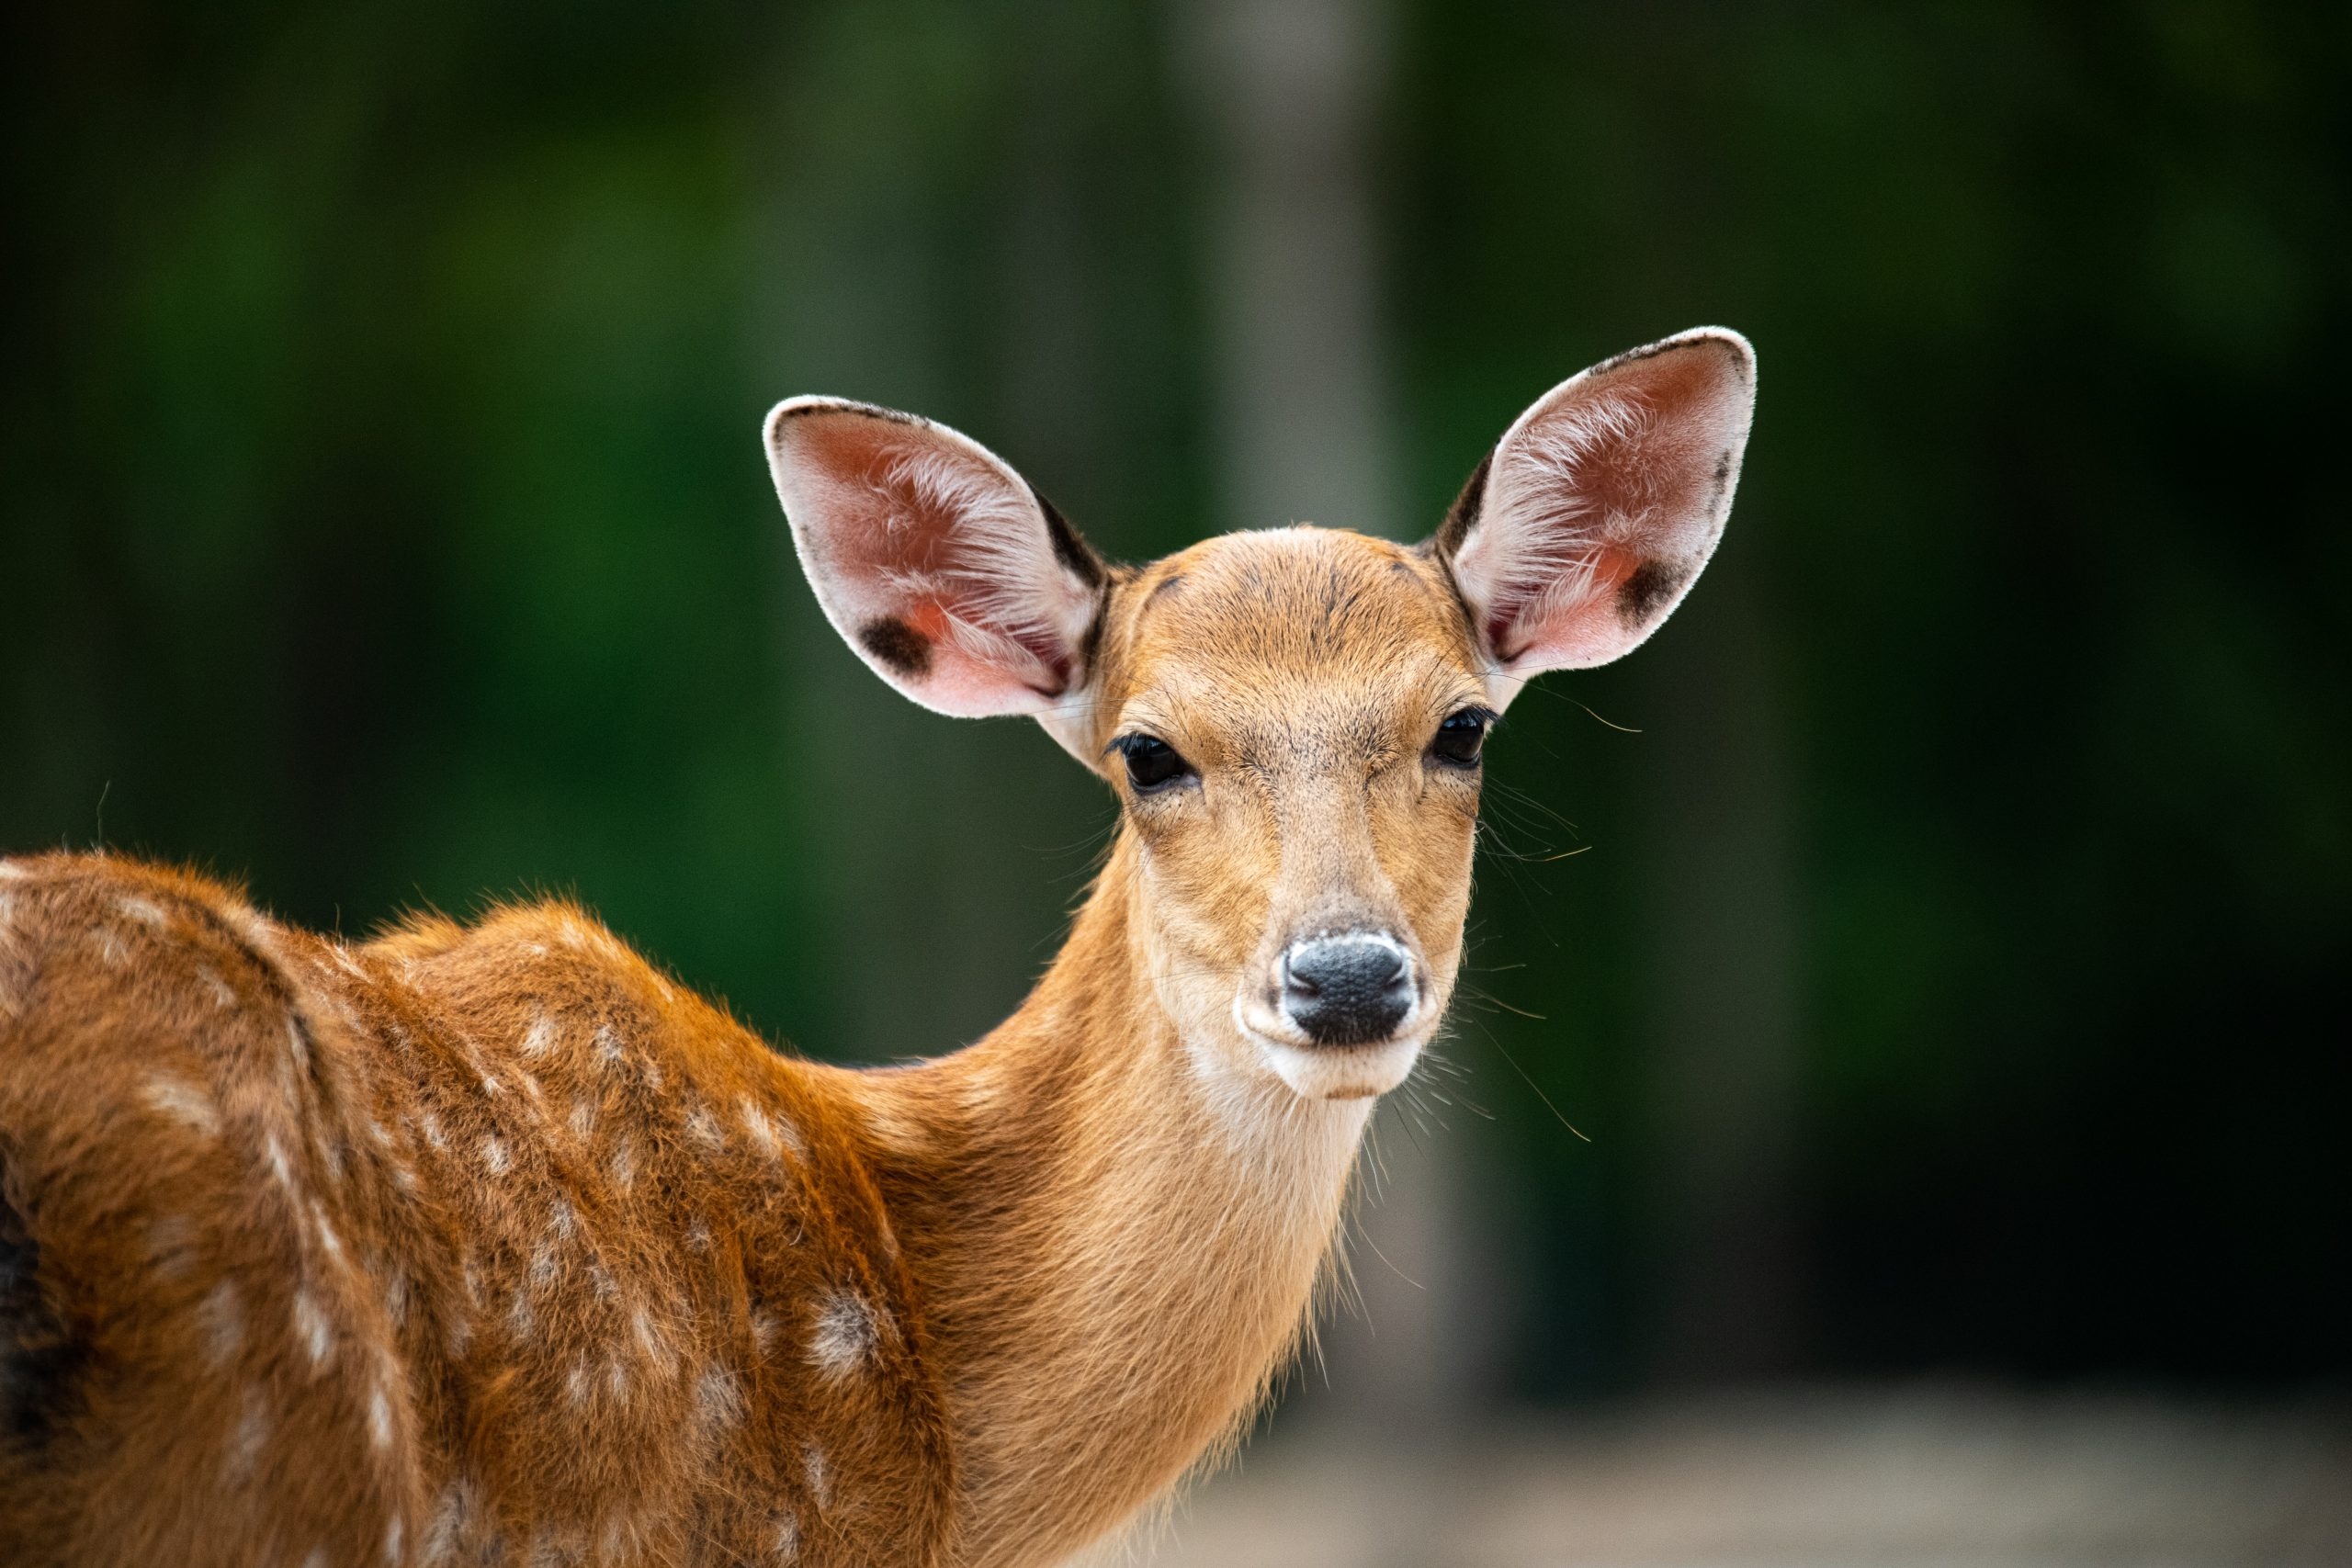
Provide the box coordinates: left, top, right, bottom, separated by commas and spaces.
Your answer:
1434, 328, 1755, 695
765, 399, 1107, 734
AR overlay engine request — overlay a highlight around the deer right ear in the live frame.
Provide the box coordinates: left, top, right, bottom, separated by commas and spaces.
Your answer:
765, 399, 1108, 747
1432, 328, 1756, 704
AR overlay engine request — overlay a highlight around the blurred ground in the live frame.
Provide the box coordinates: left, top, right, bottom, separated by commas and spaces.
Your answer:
1136, 1387, 2352, 1568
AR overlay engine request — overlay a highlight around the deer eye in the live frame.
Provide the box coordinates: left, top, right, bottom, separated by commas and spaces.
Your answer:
1114, 734, 1193, 793
1430, 707, 1495, 768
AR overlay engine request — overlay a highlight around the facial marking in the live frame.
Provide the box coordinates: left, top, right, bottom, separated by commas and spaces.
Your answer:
1093, 528, 1484, 1101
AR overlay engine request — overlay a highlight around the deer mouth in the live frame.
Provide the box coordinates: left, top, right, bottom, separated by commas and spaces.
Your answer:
1231, 929, 1441, 1099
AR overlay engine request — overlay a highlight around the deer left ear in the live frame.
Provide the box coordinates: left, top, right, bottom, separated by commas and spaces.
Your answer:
765, 397, 1109, 756
1433, 328, 1756, 697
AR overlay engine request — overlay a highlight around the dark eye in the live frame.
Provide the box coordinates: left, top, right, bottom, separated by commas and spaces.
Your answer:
1114, 734, 1194, 793
1430, 707, 1495, 768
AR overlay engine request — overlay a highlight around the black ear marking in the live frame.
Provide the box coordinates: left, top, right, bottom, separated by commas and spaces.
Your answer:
1619, 559, 1690, 626
1031, 489, 1107, 590
1434, 451, 1492, 556
772, 398, 924, 429
857, 616, 934, 679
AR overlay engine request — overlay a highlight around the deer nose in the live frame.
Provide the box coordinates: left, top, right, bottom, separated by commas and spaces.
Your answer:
1279, 934, 1416, 1046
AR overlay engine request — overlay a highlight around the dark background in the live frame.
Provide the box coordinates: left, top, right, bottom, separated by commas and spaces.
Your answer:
5, 0, 2346, 1416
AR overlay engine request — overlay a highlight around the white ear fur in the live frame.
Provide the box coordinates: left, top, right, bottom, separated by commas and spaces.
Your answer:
1442, 328, 1756, 706
764, 398, 1105, 757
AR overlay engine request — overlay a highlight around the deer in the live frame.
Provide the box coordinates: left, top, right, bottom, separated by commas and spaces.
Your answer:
0, 327, 1753, 1567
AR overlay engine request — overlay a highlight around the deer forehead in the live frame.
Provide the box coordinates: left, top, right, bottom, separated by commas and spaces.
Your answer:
1101, 528, 1485, 748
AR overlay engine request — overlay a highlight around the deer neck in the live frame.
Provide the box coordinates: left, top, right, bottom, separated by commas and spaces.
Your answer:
844, 833, 1371, 1567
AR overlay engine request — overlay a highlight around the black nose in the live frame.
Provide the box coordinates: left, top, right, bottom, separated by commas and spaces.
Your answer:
1280, 935, 1415, 1046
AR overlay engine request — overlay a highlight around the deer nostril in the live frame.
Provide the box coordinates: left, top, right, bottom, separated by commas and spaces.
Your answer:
1278, 935, 1414, 1046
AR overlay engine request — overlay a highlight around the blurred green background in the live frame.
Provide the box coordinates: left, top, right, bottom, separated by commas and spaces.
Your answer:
4, 0, 2346, 1419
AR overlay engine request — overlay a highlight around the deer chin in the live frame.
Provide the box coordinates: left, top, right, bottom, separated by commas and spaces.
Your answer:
1229, 995, 1431, 1100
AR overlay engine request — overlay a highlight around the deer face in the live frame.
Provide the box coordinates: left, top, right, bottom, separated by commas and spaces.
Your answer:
766, 328, 1755, 1101
1080, 530, 1487, 1099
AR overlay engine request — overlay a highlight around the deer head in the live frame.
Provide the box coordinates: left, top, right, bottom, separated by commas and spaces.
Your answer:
765, 328, 1755, 1106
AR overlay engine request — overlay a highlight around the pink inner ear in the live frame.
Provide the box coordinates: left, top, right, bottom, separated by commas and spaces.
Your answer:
1465, 334, 1751, 672
781, 410, 1089, 710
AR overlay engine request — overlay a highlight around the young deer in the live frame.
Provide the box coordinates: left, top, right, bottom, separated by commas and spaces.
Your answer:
0, 328, 1753, 1567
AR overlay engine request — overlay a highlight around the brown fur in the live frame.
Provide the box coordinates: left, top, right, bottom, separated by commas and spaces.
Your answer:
0, 321, 1753, 1563
0, 530, 1495, 1568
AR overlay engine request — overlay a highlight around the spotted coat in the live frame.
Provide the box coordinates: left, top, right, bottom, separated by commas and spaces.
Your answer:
0, 854, 946, 1566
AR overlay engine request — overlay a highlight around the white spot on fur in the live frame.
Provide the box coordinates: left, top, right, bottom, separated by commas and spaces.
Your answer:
423, 1477, 477, 1564
509, 1287, 534, 1340
225, 1391, 269, 1479
751, 1309, 779, 1355
802, 1444, 831, 1510
95, 925, 128, 966
119, 894, 167, 927
286, 1017, 311, 1071
199, 964, 236, 1008
695, 1365, 742, 1438
771, 1513, 800, 1561
631, 1306, 673, 1374
567, 1359, 591, 1408
609, 1138, 635, 1191
385, 1271, 410, 1327
418, 1111, 447, 1151
686, 1220, 711, 1253
263, 1133, 296, 1190
521, 1011, 559, 1056
606, 1357, 630, 1398
292, 1288, 333, 1368
481, 1135, 509, 1176
384, 1516, 404, 1565
311, 1201, 345, 1265
739, 1098, 803, 1161
807, 1291, 877, 1379
594, 1024, 626, 1068
143, 1074, 220, 1138
200, 1280, 243, 1368
529, 1241, 558, 1293
299, 1547, 327, 1568
568, 1094, 596, 1141
548, 1197, 576, 1239
366, 1384, 393, 1451
685, 1104, 725, 1150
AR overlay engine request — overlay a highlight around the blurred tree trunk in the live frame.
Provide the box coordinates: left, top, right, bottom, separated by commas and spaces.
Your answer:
1181, 0, 1502, 1444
